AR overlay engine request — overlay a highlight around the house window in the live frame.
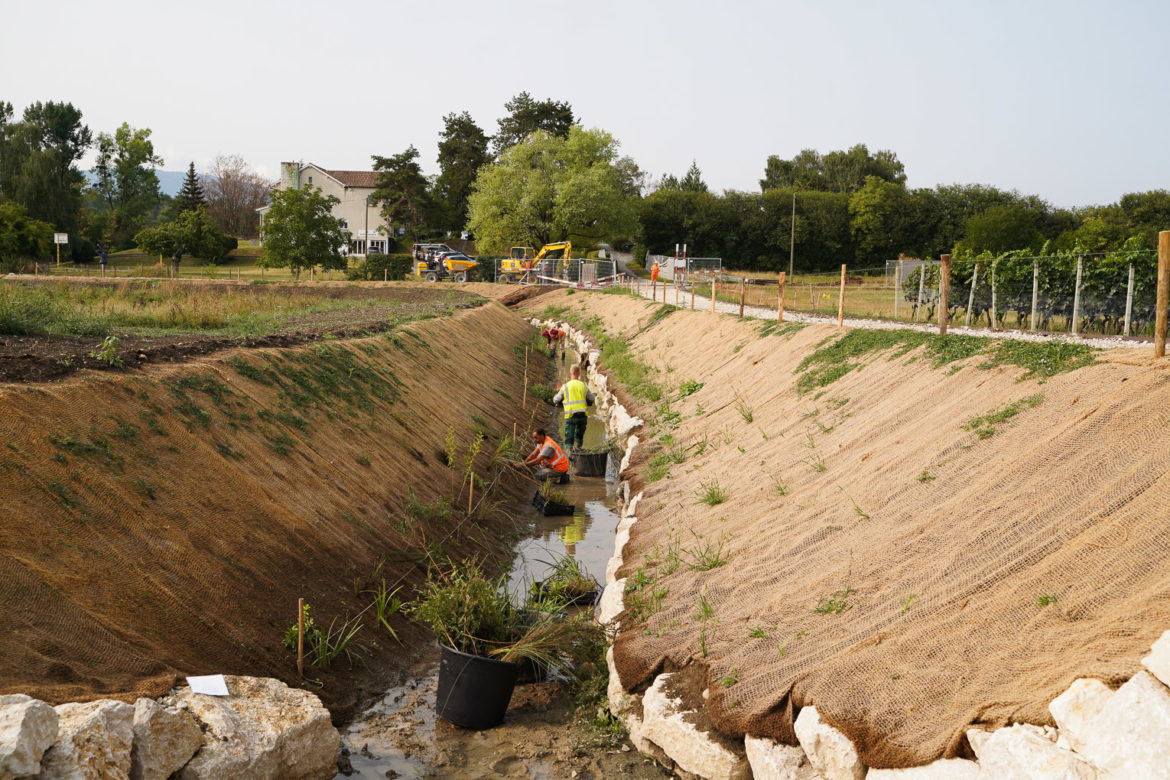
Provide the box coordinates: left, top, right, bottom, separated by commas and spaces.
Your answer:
307, 175, 313, 185
339, 219, 348, 229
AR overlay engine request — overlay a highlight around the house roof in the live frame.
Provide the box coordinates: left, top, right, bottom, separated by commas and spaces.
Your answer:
322, 169, 377, 189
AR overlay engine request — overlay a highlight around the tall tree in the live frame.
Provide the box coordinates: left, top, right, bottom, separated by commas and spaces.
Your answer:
679, 160, 708, 193
0, 101, 91, 235
175, 161, 205, 214
90, 122, 163, 248
761, 144, 905, 193
492, 92, 575, 157
203, 154, 273, 238
371, 146, 432, 242
468, 127, 637, 252
260, 186, 348, 277
0, 201, 53, 272
434, 111, 490, 232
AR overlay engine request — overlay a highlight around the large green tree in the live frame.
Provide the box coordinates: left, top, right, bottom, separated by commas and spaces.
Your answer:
0, 201, 53, 272
90, 122, 163, 248
492, 92, 575, 157
468, 126, 638, 252
175, 161, 206, 215
371, 146, 432, 243
0, 101, 91, 235
135, 206, 230, 273
761, 144, 905, 193
434, 112, 490, 232
260, 186, 348, 277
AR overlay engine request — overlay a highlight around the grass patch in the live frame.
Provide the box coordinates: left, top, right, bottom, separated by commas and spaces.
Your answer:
814, 587, 855, 615
961, 394, 1044, 439
696, 479, 729, 506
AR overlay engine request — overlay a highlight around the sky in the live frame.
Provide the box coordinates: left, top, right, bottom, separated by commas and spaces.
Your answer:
3, 0, 1168, 209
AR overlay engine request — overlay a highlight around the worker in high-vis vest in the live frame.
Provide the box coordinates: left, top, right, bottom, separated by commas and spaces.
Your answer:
524, 427, 571, 482
552, 364, 595, 450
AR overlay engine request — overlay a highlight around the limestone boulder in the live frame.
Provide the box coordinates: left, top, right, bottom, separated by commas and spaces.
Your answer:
0, 694, 58, 780
971, 723, 1095, 779
597, 577, 626, 626
1048, 679, 1113, 755
1074, 671, 1170, 778
606, 646, 636, 719
867, 758, 978, 778
169, 676, 338, 780
41, 699, 134, 780
640, 674, 750, 780
1140, 630, 1170, 689
793, 705, 865, 780
744, 735, 820, 780
129, 698, 202, 780
619, 434, 640, 473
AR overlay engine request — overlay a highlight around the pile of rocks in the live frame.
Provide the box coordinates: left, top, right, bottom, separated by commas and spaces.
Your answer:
0, 676, 339, 780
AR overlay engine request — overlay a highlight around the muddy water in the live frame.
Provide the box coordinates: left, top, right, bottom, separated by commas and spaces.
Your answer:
335, 346, 660, 779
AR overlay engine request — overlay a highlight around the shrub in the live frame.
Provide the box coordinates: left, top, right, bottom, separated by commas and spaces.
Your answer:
347, 253, 413, 281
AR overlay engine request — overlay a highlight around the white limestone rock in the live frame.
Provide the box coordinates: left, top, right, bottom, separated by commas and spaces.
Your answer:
640, 674, 750, 780
1048, 679, 1113, 755
867, 758, 979, 779
42, 699, 134, 780
744, 735, 820, 780
619, 434, 640, 473
1074, 671, 1170, 779
169, 676, 339, 780
1140, 630, 1170, 689
130, 698, 202, 780
606, 646, 636, 719
0, 694, 59, 780
793, 705, 865, 780
597, 578, 626, 626
973, 723, 1095, 779
964, 729, 991, 761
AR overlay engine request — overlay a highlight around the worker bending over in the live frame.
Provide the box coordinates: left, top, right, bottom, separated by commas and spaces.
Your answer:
553, 364, 594, 450
524, 428, 571, 482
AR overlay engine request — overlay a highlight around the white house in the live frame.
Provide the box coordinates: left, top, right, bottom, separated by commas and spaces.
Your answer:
257, 162, 392, 255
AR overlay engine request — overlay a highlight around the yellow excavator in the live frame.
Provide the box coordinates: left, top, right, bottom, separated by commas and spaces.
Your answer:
498, 242, 572, 283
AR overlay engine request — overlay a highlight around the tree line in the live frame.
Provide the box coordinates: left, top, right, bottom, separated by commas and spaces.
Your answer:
0, 99, 272, 270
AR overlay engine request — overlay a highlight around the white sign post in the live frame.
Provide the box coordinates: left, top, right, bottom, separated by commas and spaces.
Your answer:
53, 233, 68, 267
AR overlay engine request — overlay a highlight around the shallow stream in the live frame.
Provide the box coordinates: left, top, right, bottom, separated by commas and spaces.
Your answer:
334, 344, 636, 779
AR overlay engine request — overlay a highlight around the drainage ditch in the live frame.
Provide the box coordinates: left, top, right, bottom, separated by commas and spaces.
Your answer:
334, 334, 661, 779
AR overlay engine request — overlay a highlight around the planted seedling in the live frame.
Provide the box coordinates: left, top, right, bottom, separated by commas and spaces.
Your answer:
696, 480, 729, 506
735, 394, 754, 423
748, 626, 768, 638
917, 469, 936, 483
771, 477, 789, 497
814, 587, 855, 615
1036, 593, 1058, 607
805, 454, 827, 473
899, 594, 916, 615
717, 670, 739, 688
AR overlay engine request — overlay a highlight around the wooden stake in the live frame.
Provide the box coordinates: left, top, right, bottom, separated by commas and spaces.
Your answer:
690, 275, 695, 310
711, 273, 717, 313
938, 254, 951, 335
523, 346, 529, 406
468, 477, 474, 515
738, 278, 745, 317
778, 272, 785, 322
837, 264, 846, 327
674, 279, 679, 306
297, 597, 304, 679
1156, 231, 1170, 357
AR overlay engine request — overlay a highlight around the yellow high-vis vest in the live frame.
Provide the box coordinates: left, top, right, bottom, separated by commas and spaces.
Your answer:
562, 379, 588, 417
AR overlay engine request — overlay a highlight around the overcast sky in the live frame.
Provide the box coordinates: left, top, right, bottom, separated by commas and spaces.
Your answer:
3, 0, 1167, 209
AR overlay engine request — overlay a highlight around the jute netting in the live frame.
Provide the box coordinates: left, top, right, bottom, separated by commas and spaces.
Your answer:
0, 303, 535, 708
556, 292, 1170, 769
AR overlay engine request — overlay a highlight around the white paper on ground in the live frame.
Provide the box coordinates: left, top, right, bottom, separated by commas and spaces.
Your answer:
187, 674, 230, 696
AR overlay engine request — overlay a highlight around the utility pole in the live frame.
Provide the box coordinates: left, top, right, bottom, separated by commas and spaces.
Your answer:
788, 192, 796, 278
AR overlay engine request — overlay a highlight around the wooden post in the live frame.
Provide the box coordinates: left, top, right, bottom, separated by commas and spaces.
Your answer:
652, 280, 656, 301
1124, 263, 1135, 336
1071, 255, 1083, 335
738, 278, 745, 318
675, 278, 679, 307
523, 346, 529, 406
939, 254, 951, 335
894, 260, 902, 320
297, 597, 304, 679
468, 477, 473, 515
1156, 231, 1170, 357
837, 265, 847, 327
1030, 260, 1039, 331
965, 262, 979, 326
810, 283, 816, 312
914, 262, 926, 321
989, 260, 997, 328
778, 271, 786, 322
711, 272, 716, 313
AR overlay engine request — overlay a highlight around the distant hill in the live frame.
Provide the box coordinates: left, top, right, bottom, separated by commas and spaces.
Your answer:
83, 170, 186, 197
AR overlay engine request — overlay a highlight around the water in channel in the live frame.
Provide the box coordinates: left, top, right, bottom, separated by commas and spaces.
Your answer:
336, 343, 626, 779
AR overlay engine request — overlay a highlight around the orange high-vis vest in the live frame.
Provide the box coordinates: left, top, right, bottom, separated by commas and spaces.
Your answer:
651, 263, 659, 281
539, 436, 570, 472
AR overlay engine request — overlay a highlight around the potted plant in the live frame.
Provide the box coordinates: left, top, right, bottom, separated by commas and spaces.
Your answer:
531, 478, 575, 516
530, 555, 601, 609
408, 561, 592, 729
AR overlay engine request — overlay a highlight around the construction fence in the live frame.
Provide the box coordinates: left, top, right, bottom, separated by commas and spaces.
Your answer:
490, 258, 620, 287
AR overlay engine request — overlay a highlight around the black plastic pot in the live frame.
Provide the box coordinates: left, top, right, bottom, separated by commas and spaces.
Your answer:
436, 643, 520, 730
533, 579, 600, 608
531, 490, 575, 516
571, 450, 609, 477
